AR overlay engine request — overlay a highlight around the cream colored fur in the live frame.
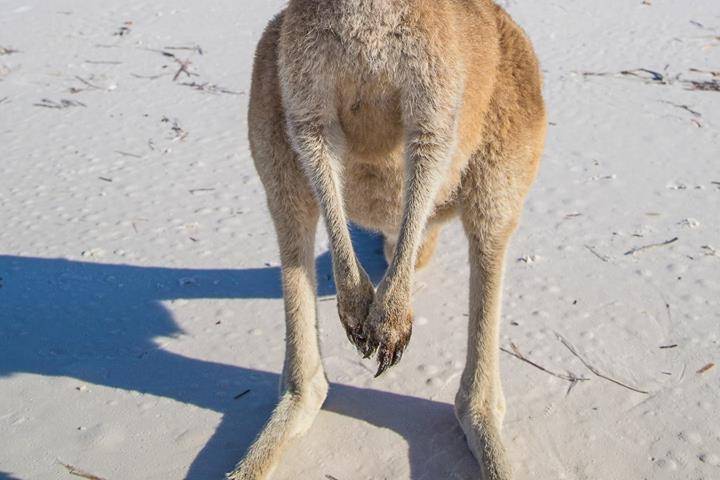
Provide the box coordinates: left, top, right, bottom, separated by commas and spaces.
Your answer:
228, 1, 546, 478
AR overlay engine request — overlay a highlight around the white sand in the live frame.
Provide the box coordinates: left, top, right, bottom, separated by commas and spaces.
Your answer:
1, 1, 719, 479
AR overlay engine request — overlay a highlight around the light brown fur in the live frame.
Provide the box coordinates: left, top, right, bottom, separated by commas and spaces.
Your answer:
228, 1, 545, 478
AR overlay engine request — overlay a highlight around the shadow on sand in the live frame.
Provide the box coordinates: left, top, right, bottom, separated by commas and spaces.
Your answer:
0, 227, 479, 479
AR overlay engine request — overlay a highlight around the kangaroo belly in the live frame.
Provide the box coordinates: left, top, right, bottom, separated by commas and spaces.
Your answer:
338, 82, 406, 232
337, 78, 463, 234
343, 151, 405, 233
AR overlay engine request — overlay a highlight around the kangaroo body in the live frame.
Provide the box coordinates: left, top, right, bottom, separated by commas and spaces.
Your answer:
230, 1, 546, 478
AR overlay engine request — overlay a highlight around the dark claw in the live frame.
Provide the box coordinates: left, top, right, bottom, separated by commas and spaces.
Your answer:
362, 336, 379, 359
344, 324, 362, 347
375, 347, 394, 377
391, 345, 405, 366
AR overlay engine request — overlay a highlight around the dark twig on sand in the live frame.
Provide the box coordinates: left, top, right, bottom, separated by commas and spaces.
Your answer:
624, 237, 679, 256
85, 59, 123, 65
59, 462, 107, 480
164, 44, 204, 55
579, 68, 720, 92
189, 188, 215, 195
501, 342, 589, 395
131, 72, 170, 80
113, 22, 132, 37
234, 389, 251, 400
685, 79, 720, 92
585, 245, 610, 262
74, 75, 104, 90
660, 100, 702, 117
697, 363, 715, 374
161, 116, 188, 141
620, 68, 668, 83
115, 151, 142, 158
34, 98, 86, 109
0, 46, 20, 55
172, 58, 197, 82
179, 81, 243, 95
580, 68, 671, 84
689, 68, 720, 78
556, 333, 649, 394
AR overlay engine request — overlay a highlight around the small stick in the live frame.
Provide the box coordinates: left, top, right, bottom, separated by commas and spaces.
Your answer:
234, 389, 251, 400
179, 81, 243, 95
85, 60, 122, 65
131, 72, 170, 80
34, 98, 86, 109
326, 475, 341, 480
74, 75, 103, 90
0, 46, 20, 55
585, 245, 610, 262
501, 343, 589, 388
556, 333, 649, 394
172, 58, 195, 82
659, 344, 678, 349
59, 463, 107, 480
620, 68, 666, 83
697, 363, 715, 374
689, 68, 720, 78
115, 151, 142, 158
624, 237, 679, 256
660, 100, 702, 117
684, 80, 720, 92
164, 45, 204, 55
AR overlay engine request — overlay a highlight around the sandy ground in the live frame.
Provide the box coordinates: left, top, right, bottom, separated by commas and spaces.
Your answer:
1, 1, 719, 479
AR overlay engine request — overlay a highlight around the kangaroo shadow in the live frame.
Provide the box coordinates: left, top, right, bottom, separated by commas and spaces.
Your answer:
0, 227, 480, 479
0, 473, 24, 480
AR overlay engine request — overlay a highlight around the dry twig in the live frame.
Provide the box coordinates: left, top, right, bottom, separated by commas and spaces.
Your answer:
115, 151, 142, 158
60, 463, 107, 480
697, 363, 715, 374
556, 333, 649, 394
172, 58, 196, 82
164, 44, 204, 55
0, 46, 20, 55
585, 245, 610, 262
74, 75, 103, 90
501, 342, 589, 395
660, 100, 702, 117
85, 59, 122, 65
234, 389, 251, 400
624, 237, 678, 256
34, 98, 86, 109
579, 68, 720, 92
179, 81, 243, 95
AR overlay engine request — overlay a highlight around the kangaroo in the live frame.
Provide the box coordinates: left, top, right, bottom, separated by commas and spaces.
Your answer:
228, 1, 546, 478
